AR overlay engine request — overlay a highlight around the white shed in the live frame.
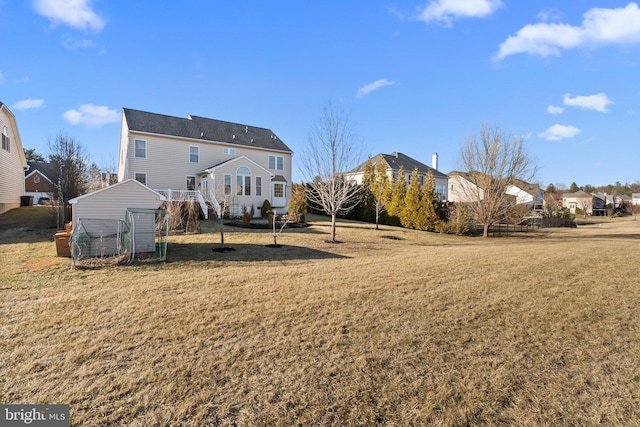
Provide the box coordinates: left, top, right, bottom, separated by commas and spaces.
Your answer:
69, 179, 165, 225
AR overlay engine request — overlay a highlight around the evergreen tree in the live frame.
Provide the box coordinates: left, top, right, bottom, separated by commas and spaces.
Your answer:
400, 168, 421, 229
419, 171, 441, 231
287, 183, 307, 223
369, 158, 390, 229
569, 182, 580, 193
386, 166, 406, 226
353, 159, 376, 222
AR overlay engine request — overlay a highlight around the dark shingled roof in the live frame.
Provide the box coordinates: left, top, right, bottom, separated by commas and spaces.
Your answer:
123, 108, 292, 153
352, 152, 447, 179
25, 160, 57, 180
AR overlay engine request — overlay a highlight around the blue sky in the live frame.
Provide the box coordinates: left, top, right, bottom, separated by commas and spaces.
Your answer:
2, 0, 639, 188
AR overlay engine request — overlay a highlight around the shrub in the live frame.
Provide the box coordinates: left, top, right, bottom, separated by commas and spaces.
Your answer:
242, 211, 251, 225
261, 200, 272, 219
288, 184, 307, 223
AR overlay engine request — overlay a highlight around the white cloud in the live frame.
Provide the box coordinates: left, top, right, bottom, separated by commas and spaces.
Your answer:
537, 8, 562, 23
547, 105, 565, 114
496, 3, 640, 60
356, 79, 396, 98
417, 0, 502, 26
11, 99, 45, 111
62, 104, 118, 127
34, 0, 105, 32
563, 93, 613, 112
539, 124, 581, 141
62, 37, 96, 49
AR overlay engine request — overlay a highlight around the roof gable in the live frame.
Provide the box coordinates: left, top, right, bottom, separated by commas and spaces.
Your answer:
123, 108, 292, 153
69, 178, 165, 204
202, 155, 272, 177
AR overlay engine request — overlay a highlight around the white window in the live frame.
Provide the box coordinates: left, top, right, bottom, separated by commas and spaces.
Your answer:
135, 172, 147, 185
134, 139, 146, 158
274, 183, 284, 198
256, 177, 262, 196
224, 174, 231, 195
269, 155, 283, 170
236, 166, 251, 196
186, 176, 196, 191
189, 146, 199, 163
34, 175, 41, 184
223, 147, 236, 155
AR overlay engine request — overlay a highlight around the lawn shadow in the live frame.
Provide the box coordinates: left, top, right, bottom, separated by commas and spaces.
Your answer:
168, 243, 349, 262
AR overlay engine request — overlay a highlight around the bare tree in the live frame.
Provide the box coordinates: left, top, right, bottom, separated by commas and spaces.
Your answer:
457, 123, 536, 238
48, 132, 89, 227
300, 102, 363, 242
577, 195, 593, 217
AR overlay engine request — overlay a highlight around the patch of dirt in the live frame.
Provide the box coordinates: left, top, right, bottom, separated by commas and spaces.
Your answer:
211, 247, 236, 253
380, 235, 403, 240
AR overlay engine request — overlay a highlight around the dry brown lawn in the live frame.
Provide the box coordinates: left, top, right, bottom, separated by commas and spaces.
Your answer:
2, 207, 640, 426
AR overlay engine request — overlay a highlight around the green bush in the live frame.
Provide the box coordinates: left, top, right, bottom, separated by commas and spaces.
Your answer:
261, 200, 272, 219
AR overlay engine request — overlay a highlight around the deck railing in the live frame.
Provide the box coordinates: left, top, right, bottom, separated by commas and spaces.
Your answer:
155, 189, 209, 219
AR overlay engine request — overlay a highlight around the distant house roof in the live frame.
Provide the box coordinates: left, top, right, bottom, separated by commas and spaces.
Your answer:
25, 160, 57, 181
562, 191, 593, 198
351, 152, 447, 179
123, 108, 293, 153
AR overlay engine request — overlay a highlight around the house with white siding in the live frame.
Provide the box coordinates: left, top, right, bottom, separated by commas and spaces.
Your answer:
0, 102, 28, 214
117, 108, 293, 217
448, 171, 542, 209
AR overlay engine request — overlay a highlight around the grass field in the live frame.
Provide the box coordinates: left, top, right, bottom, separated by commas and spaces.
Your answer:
2, 207, 640, 426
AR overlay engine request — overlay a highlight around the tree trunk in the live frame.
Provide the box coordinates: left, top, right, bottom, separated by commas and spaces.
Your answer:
331, 213, 337, 242
375, 209, 379, 230
483, 223, 490, 238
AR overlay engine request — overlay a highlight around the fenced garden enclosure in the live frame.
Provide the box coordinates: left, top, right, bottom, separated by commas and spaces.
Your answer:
70, 208, 169, 267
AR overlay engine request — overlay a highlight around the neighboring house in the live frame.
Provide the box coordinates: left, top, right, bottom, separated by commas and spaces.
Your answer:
118, 108, 293, 217
632, 193, 640, 206
562, 191, 596, 215
0, 102, 28, 214
448, 171, 541, 209
447, 171, 484, 203
24, 160, 58, 204
505, 179, 544, 210
346, 152, 448, 201
544, 192, 563, 209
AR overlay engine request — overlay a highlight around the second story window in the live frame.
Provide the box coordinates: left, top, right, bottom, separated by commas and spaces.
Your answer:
134, 139, 146, 158
190, 146, 199, 163
269, 155, 283, 170
223, 147, 236, 155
